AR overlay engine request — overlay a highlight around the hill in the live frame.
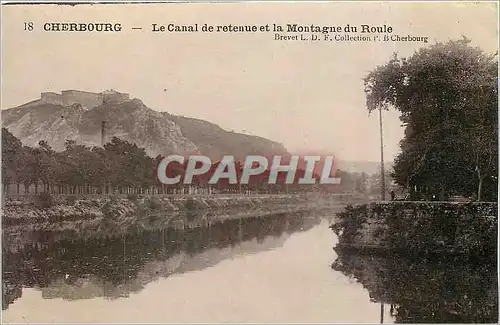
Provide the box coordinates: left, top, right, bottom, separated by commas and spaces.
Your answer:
1, 91, 288, 160
335, 160, 394, 176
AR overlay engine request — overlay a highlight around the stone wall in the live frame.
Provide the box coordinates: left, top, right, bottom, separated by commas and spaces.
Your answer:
38, 90, 130, 109
331, 201, 497, 258
40, 92, 65, 105
60, 90, 103, 109
2, 193, 358, 225
103, 92, 129, 103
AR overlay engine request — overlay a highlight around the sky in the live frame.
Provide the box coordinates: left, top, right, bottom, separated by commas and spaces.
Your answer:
1, 2, 498, 162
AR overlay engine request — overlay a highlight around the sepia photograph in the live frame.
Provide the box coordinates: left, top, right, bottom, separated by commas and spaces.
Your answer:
1, 1, 498, 323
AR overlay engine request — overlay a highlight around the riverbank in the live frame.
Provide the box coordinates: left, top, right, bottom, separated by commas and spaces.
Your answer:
2, 193, 364, 225
331, 201, 497, 260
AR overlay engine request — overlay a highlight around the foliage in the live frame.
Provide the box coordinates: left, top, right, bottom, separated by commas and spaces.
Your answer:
1, 128, 22, 189
126, 193, 139, 202
2, 130, 371, 196
185, 197, 197, 211
35, 192, 54, 209
65, 196, 77, 206
330, 204, 368, 243
366, 172, 402, 198
100, 195, 122, 218
143, 197, 162, 211
364, 38, 498, 201
2, 134, 160, 195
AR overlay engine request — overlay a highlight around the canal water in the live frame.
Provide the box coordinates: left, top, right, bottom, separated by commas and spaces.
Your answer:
2, 210, 498, 323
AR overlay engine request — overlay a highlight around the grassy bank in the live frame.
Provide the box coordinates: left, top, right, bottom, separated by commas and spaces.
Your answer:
2, 193, 364, 225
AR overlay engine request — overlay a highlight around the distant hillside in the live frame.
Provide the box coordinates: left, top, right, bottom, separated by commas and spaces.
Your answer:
335, 160, 394, 175
1, 90, 289, 159
167, 114, 288, 161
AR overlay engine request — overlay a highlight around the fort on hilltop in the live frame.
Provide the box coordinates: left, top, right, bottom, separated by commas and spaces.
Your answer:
39, 89, 130, 109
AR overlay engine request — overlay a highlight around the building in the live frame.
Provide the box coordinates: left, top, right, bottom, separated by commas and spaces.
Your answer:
39, 89, 130, 109
101, 89, 130, 104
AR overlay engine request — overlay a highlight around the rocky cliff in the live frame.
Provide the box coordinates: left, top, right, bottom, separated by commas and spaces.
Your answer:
1, 92, 288, 159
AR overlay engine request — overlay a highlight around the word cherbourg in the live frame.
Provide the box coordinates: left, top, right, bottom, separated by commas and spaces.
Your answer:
1, 1, 498, 324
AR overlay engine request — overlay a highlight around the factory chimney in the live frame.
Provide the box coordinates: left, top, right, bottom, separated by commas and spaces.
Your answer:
101, 121, 107, 146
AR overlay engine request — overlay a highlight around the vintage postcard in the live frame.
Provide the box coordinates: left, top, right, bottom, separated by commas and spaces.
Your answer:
1, 1, 498, 323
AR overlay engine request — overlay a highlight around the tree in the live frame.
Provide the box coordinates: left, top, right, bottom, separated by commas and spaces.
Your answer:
364, 38, 498, 201
355, 172, 368, 194
34, 140, 58, 193
3, 131, 341, 196
1, 128, 22, 191
104, 137, 153, 193
16, 147, 37, 194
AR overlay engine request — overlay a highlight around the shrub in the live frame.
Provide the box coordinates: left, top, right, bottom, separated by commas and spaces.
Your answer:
330, 204, 368, 243
101, 200, 113, 216
35, 192, 54, 209
185, 197, 197, 211
127, 193, 139, 202
65, 196, 77, 206
146, 197, 162, 210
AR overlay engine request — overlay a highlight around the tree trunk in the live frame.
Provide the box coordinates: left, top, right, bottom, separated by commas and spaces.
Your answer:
476, 164, 484, 202
477, 177, 484, 202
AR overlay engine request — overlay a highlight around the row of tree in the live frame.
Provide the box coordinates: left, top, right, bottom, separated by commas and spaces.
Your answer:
2, 128, 372, 196
364, 38, 498, 201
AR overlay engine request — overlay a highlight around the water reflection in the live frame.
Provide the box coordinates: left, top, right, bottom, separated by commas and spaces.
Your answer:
2, 211, 321, 310
3, 209, 498, 323
332, 252, 498, 323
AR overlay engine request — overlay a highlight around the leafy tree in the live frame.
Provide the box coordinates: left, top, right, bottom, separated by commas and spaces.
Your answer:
17, 147, 37, 194
3, 131, 367, 196
1, 128, 22, 190
104, 137, 154, 193
34, 140, 59, 193
364, 38, 498, 201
